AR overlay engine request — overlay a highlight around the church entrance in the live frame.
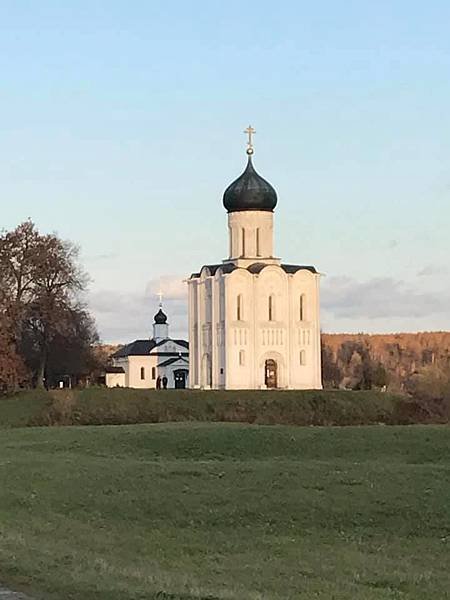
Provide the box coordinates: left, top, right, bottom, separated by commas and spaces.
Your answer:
174, 369, 188, 389
265, 359, 278, 388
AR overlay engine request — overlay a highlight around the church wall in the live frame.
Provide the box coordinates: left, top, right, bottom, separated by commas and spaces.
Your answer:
127, 355, 158, 389
111, 357, 130, 386
287, 270, 322, 389
199, 274, 211, 387
189, 270, 213, 388
218, 274, 227, 388
105, 372, 126, 388
211, 272, 223, 388
224, 268, 254, 389
188, 278, 200, 388
253, 266, 289, 389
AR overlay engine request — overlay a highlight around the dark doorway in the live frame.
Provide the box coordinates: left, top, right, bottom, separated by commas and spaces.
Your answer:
265, 359, 278, 388
174, 369, 188, 389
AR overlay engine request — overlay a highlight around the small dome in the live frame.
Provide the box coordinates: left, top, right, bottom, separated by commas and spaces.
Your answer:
154, 308, 167, 324
223, 156, 278, 213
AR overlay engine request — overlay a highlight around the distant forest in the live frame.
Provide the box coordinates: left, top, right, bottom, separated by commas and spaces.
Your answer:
322, 332, 450, 394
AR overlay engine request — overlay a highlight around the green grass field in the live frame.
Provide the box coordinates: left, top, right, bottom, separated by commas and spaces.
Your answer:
0, 423, 449, 599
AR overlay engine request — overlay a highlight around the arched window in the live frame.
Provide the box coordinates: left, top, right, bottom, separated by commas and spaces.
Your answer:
256, 228, 261, 256
239, 350, 245, 366
241, 228, 246, 257
237, 294, 243, 321
229, 228, 233, 257
300, 294, 306, 321
268, 294, 275, 321
300, 350, 306, 366
140, 367, 145, 380
151, 367, 156, 380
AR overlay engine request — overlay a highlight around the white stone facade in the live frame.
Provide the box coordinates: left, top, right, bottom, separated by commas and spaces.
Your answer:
108, 310, 189, 389
188, 158, 322, 390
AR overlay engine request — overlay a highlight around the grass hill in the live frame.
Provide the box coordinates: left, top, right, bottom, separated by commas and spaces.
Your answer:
0, 422, 449, 599
1, 387, 449, 429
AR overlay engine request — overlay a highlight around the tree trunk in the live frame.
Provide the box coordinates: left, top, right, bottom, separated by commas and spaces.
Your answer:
36, 350, 47, 389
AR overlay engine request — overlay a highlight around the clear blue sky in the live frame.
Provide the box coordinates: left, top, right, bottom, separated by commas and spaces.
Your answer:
1, 1, 449, 341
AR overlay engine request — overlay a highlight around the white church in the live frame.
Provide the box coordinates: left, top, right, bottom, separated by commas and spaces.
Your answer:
187, 128, 322, 390
106, 306, 189, 389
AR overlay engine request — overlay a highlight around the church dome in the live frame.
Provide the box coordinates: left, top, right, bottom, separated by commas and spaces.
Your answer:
223, 155, 278, 213
154, 308, 167, 324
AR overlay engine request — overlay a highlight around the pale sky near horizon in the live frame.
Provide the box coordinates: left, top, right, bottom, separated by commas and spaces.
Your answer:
1, 1, 450, 342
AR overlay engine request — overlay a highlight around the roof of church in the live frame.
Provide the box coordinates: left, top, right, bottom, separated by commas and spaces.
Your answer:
112, 338, 189, 358
113, 340, 156, 357
155, 338, 189, 349
158, 356, 189, 367
223, 156, 278, 213
190, 262, 317, 279
105, 366, 125, 373
249, 263, 317, 275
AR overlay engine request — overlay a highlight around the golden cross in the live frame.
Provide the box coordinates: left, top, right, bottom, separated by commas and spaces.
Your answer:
157, 286, 163, 306
244, 125, 256, 149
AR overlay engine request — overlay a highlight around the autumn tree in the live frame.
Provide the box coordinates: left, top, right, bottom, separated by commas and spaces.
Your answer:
0, 221, 98, 389
321, 344, 342, 388
406, 364, 450, 402
0, 311, 27, 392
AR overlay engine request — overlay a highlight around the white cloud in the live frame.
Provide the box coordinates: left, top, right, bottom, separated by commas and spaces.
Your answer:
83, 252, 118, 263
417, 265, 448, 277
145, 275, 187, 301
322, 275, 450, 320
88, 275, 188, 343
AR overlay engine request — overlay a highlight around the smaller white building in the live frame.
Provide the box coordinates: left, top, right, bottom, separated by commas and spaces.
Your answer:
106, 306, 189, 389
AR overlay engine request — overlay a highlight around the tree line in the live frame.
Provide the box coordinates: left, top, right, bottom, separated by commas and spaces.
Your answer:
322, 333, 450, 401
0, 221, 99, 391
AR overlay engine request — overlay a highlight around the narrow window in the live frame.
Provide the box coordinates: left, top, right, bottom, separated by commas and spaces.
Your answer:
300, 350, 306, 366
140, 367, 145, 380
268, 295, 275, 321
237, 294, 243, 321
239, 350, 245, 366
300, 294, 306, 321
152, 367, 156, 380
241, 228, 246, 257
256, 228, 261, 256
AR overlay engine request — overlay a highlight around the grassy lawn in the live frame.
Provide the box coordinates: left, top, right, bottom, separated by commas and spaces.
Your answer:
0, 423, 449, 599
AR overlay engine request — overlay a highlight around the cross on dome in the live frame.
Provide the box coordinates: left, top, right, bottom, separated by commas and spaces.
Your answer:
157, 286, 163, 307
244, 125, 256, 155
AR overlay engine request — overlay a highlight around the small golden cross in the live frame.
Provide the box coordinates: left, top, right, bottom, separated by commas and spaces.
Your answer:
244, 125, 256, 150
157, 286, 163, 306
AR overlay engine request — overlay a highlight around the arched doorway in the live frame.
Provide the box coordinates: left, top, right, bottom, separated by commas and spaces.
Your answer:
174, 369, 188, 389
265, 359, 278, 388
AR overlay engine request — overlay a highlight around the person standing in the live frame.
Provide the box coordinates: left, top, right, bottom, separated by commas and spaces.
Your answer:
162, 376, 168, 389
156, 376, 161, 390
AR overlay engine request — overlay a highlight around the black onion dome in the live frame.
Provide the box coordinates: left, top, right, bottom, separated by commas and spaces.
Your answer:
223, 156, 278, 213
154, 308, 167, 324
